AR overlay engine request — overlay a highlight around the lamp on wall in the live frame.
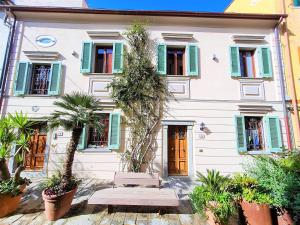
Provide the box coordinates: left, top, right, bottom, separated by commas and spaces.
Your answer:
200, 122, 206, 131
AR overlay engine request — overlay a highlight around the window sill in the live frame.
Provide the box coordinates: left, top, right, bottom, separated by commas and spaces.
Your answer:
244, 150, 272, 155
81, 147, 111, 153
14, 94, 59, 97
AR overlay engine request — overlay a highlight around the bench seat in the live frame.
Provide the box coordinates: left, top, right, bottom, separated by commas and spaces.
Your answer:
88, 187, 179, 207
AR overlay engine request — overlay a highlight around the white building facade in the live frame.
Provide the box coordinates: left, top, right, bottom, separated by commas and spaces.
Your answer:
0, 6, 289, 180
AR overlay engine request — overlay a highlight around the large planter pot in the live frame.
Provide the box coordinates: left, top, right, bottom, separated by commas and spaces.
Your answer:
42, 187, 77, 221
277, 209, 294, 225
0, 184, 26, 218
240, 200, 272, 225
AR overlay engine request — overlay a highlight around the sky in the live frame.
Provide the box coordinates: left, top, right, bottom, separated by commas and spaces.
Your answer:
87, 0, 233, 12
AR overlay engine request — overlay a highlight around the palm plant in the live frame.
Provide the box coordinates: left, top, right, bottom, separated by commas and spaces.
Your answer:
48, 92, 102, 187
196, 169, 230, 193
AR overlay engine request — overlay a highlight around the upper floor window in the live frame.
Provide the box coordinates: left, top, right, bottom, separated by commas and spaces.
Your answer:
167, 47, 185, 76
81, 42, 123, 74
294, 0, 300, 6
94, 46, 113, 73
157, 44, 199, 76
235, 115, 282, 154
230, 46, 273, 79
14, 61, 62, 96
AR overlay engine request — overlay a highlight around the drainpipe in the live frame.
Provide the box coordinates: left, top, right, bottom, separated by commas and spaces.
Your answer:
0, 9, 16, 115
279, 0, 300, 148
274, 17, 292, 150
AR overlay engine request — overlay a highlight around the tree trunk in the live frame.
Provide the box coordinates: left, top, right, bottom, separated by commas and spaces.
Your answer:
14, 164, 25, 184
62, 128, 82, 186
0, 158, 11, 181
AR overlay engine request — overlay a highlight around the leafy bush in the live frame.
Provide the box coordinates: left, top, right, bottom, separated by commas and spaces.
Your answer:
229, 173, 273, 205
0, 177, 30, 196
246, 155, 300, 220
41, 172, 81, 196
190, 170, 236, 224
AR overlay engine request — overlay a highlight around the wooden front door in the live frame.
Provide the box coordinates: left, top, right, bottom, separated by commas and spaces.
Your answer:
25, 123, 47, 171
168, 125, 188, 176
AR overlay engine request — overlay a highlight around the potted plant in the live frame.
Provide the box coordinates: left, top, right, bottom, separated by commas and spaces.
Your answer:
246, 154, 300, 225
42, 92, 102, 221
0, 113, 33, 217
229, 174, 273, 225
190, 170, 237, 225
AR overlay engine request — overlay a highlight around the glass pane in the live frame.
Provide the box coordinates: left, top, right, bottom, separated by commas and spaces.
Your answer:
30, 64, 51, 95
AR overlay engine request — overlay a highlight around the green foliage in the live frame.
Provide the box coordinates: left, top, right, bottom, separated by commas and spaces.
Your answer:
0, 177, 30, 196
109, 23, 169, 172
229, 173, 274, 205
48, 92, 102, 131
40, 172, 81, 196
246, 155, 300, 220
196, 169, 230, 193
190, 170, 236, 224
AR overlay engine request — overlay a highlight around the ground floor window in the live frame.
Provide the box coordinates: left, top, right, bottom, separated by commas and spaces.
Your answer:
88, 113, 110, 148
244, 116, 264, 151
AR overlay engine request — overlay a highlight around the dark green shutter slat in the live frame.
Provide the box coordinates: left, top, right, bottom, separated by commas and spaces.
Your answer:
157, 44, 166, 75
108, 112, 121, 150
294, 0, 300, 6
260, 47, 273, 78
187, 44, 199, 76
230, 46, 241, 77
80, 41, 92, 73
48, 62, 62, 96
14, 61, 30, 96
113, 42, 123, 73
235, 116, 247, 153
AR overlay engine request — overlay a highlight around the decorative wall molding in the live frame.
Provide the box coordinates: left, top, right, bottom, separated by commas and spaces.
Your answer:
87, 31, 120, 38
232, 35, 266, 43
24, 51, 60, 60
238, 104, 273, 114
239, 80, 265, 100
162, 33, 194, 40
167, 79, 190, 99
36, 35, 57, 47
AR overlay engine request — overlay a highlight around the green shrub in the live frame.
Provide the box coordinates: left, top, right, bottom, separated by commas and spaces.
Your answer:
0, 177, 30, 196
190, 170, 236, 224
40, 172, 81, 196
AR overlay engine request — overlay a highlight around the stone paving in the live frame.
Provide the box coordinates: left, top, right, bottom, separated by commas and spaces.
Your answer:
0, 178, 207, 225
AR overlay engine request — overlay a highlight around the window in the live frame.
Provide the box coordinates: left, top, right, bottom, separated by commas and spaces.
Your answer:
94, 46, 113, 73
87, 114, 110, 148
78, 112, 121, 150
157, 44, 199, 76
230, 46, 272, 78
235, 115, 282, 153
239, 49, 256, 78
167, 47, 185, 75
14, 61, 62, 96
81, 42, 123, 74
244, 116, 264, 151
29, 64, 51, 95
294, 0, 300, 6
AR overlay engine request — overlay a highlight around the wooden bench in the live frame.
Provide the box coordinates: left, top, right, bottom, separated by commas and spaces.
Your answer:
88, 172, 179, 213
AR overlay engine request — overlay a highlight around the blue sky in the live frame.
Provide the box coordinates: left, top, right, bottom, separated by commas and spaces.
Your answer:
87, 0, 233, 12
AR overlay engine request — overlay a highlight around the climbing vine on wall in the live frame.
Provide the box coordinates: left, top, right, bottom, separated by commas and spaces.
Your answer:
109, 23, 170, 172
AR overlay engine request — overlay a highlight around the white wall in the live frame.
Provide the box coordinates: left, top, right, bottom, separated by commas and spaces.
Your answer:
0, 12, 10, 86
3, 17, 287, 180
13, 0, 88, 8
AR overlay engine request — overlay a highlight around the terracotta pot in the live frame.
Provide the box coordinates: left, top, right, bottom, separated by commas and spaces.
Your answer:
0, 193, 22, 218
240, 200, 272, 225
42, 187, 77, 221
206, 209, 219, 225
277, 209, 294, 225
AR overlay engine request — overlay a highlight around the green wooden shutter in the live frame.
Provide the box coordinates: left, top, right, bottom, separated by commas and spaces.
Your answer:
48, 62, 62, 96
108, 112, 121, 150
113, 42, 124, 74
14, 61, 31, 96
264, 116, 282, 153
259, 47, 273, 78
157, 44, 167, 75
234, 116, 247, 153
294, 0, 300, 6
80, 41, 92, 74
230, 46, 241, 77
77, 126, 87, 150
187, 44, 199, 76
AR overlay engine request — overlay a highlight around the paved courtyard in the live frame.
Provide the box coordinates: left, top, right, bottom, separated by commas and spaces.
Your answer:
0, 178, 206, 225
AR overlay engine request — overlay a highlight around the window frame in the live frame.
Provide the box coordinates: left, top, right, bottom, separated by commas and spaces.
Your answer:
92, 44, 114, 74
239, 48, 259, 78
28, 63, 52, 96
166, 46, 186, 76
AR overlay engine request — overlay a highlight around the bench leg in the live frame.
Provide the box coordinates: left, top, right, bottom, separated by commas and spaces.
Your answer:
108, 205, 113, 214
158, 207, 165, 215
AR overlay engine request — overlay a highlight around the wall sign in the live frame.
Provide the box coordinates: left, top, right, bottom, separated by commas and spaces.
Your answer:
36, 35, 56, 47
